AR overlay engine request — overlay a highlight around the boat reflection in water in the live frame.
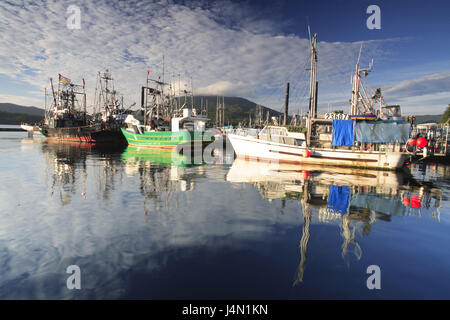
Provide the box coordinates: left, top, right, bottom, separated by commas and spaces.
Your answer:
121, 146, 211, 213
41, 139, 209, 209
9, 137, 446, 298
226, 159, 444, 285
40, 140, 127, 205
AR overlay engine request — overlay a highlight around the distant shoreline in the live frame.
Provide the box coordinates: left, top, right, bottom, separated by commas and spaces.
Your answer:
0, 124, 21, 127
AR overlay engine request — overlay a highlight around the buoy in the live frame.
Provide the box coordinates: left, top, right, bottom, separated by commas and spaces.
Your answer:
407, 138, 417, 146
304, 150, 311, 158
416, 137, 427, 148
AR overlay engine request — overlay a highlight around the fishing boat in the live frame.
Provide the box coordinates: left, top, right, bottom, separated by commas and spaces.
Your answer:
228, 32, 410, 171
91, 69, 132, 144
121, 74, 214, 150
40, 74, 101, 142
40, 74, 125, 143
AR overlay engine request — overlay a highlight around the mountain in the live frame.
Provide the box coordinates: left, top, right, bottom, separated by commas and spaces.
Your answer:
184, 96, 284, 125
413, 114, 442, 124
0, 103, 45, 125
439, 105, 450, 124
0, 98, 283, 125
0, 103, 45, 116
0, 112, 43, 125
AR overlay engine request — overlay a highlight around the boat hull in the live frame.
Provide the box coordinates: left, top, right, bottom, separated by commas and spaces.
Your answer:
228, 133, 406, 171
21, 124, 42, 135
42, 125, 127, 144
121, 128, 214, 150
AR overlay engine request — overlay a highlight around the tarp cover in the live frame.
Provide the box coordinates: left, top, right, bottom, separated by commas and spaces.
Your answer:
354, 120, 410, 143
328, 185, 350, 214
332, 120, 354, 146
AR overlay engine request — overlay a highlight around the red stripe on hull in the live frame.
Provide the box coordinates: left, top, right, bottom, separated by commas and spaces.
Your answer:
46, 136, 95, 143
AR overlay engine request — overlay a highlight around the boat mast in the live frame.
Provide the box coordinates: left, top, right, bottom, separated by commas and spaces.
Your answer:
222, 96, 225, 127
83, 78, 86, 119
50, 78, 56, 110
350, 45, 375, 115
178, 73, 181, 112
351, 46, 362, 115
283, 82, 290, 126
145, 71, 149, 126
306, 31, 318, 147
190, 76, 194, 111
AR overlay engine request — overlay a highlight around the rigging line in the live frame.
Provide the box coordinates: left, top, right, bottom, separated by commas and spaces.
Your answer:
262, 48, 310, 105
270, 53, 311, 113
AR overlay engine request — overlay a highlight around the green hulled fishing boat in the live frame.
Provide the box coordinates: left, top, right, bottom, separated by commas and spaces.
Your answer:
121, 75, 214, 150
121, 109, 214, 149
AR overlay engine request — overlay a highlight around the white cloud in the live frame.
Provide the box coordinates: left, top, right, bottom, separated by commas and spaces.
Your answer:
0, 0, 399, 111
0, 93, 43, 107
380, 72, 450, 115
386, 91, 450, 115
196, 80, 251, 96
384, 72, 450, 99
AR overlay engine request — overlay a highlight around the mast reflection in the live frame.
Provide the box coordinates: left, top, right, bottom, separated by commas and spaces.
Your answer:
40, 141, 126, 204
121, 146, 208, 213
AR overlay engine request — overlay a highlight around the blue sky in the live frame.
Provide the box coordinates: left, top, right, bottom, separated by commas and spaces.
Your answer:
0, 0, 449, 115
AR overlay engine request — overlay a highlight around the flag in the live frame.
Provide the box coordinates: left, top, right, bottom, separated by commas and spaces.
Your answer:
59, 74, 71, 84
82, 78, 85, 88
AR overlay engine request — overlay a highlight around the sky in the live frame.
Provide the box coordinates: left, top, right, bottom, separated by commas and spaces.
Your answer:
0, 0, 449, 115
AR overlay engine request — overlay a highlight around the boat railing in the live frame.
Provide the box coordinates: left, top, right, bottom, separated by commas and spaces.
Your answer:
230, 127, 298, 145
229, 128, 260, 137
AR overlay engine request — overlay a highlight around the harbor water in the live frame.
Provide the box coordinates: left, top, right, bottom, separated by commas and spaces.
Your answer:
0, 131, 449, 299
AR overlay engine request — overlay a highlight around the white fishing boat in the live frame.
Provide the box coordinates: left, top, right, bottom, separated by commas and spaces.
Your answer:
20, 123, 42, 135
228, 126, 407, 170
228, 32, 410, 171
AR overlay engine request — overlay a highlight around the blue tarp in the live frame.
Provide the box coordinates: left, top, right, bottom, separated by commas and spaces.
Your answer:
332, 120, 354, 147
354, 120, 411, 143
328, 185, 350, 214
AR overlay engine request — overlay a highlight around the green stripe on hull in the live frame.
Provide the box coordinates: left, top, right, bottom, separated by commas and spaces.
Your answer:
121, 128, 214, 148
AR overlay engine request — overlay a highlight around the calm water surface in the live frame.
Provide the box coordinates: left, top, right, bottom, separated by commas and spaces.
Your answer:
0, 131, 449, 299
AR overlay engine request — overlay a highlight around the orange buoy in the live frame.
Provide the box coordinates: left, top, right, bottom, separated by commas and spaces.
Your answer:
407, 138, 417, 146
303, 170, 310, 180
416, 137, 427, 148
